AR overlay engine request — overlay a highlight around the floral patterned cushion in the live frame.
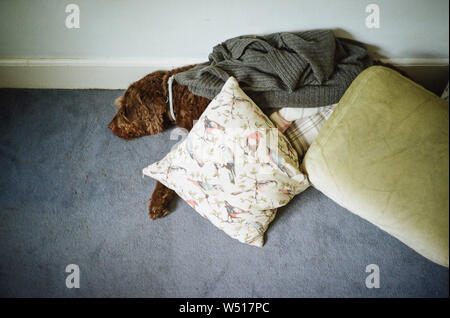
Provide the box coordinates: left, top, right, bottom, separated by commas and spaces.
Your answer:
143, 77, 309, 246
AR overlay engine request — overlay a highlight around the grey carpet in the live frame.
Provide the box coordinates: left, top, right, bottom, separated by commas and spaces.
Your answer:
0, 89, 448, 298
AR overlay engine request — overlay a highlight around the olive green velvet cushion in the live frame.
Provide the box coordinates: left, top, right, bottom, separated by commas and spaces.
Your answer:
303, 66, 449, 267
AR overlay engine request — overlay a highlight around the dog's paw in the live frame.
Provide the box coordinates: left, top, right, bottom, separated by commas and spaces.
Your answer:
148, 182, 176, 220
148, 205, 170, 220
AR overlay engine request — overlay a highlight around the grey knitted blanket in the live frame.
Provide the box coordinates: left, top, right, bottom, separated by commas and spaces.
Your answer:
174, 30, 373, 108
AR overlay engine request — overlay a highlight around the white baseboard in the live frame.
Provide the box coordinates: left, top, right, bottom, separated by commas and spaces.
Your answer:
378, 58, 449, 66
0, 58, 204, 89
0, 58, 448, 92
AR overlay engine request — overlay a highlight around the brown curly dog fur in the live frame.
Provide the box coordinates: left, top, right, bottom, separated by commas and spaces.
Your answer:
109, 61, 409, 220
108, 65, 210, 219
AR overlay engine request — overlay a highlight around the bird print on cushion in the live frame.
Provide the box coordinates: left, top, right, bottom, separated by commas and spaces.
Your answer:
143, 77, 310, 247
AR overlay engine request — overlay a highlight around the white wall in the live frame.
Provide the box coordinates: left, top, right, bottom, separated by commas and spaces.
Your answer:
0, 0, 448, 89
1, 0, 449, 60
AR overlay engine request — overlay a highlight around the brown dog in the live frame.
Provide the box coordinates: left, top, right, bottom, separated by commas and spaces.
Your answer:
109, 65, 210, 219
109, 61, 408, 220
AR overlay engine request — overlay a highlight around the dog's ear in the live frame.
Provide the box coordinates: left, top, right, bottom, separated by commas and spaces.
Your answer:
114, 95, 124, 110
108, 71, 170, 140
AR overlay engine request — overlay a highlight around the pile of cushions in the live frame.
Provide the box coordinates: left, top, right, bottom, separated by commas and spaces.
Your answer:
144, 66, 449, 268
